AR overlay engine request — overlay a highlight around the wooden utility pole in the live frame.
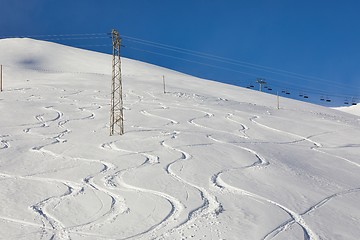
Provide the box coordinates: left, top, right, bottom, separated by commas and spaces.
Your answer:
0, 65, 2, 92
163, 75, 166, 94
110, 29, 124, 135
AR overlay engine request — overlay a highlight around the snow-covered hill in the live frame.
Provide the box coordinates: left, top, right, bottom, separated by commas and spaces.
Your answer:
0, 38, 359, 240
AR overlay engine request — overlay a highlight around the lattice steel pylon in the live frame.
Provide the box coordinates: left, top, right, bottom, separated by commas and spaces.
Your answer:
110, 29, 124, 135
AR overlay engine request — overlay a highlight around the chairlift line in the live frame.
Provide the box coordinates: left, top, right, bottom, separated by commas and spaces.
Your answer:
121, 35, 349, 88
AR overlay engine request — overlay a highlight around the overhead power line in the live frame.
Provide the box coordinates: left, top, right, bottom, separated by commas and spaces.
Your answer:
0, 33, 108, 39
124, 46, 260, 79
121, 35, 350, 90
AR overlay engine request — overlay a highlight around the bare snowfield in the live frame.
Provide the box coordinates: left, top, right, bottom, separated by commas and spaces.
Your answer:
0, 38, 359, 240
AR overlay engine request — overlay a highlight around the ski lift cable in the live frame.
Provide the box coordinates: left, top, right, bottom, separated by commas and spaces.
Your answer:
122, 43, 360, 99
124, 46, 261, 78
122, 39, 356, 92
126, 45, 360, 99
122, 37, 334, 84
121, 35, 356, 89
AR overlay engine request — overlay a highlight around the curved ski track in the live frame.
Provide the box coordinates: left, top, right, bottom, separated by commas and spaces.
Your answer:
19, 99, 130, 239
159, 136, 224, 238
208, 134, 319, 240
115, 97, 226, 239
210, 113, 359, 240
100, 140, 187, 240
250, 115, 360, 168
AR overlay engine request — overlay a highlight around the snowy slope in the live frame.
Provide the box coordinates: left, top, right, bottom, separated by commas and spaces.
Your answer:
0, 38, 359, 240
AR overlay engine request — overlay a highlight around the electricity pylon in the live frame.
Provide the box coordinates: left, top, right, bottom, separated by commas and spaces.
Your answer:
110, 29, 124, 135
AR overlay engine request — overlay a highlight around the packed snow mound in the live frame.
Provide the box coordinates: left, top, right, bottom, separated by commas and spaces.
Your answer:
335, 104, 360, 117
0, 38, 359, 240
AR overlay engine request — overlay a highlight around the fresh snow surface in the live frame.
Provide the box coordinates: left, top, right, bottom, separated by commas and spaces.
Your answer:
0, 38, 359, 240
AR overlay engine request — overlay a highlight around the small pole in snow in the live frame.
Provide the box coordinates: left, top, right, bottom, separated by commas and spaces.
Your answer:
163, 75, 166, 94
277, 91, 280, 109
0, 65, 3, 92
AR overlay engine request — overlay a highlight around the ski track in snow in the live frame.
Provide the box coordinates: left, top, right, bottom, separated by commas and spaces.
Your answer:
23, 106, 63, 134
208, 114, 359, 240
188, 110, 249, 139
112, 95, 225, 239
225, 113, 250, 138
0, 171, 83, 240
214, 174, 319, 240
39, 148, 129, 233
250, 115, 319, 145
262, 187, 360, 240
0, 135, 11, 149
100, 140, 186, 239
16, 98, 131, 239
140, 110, 179, 125
159, 135, 224, 239
205, 114, 313, 240
250, 115, 360, 168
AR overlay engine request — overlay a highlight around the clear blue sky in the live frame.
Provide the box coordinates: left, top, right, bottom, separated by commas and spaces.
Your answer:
1, 0, 360, 106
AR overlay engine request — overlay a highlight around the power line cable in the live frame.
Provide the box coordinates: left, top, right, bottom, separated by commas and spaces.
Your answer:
0, 33, 108, 39
124, 45, 261, 79
121, 35, 354, 90
123, 44, 358, 97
